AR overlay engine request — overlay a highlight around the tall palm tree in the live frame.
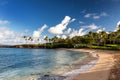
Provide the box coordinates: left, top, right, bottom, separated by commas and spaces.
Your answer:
52, 36, 59, 43
115, 29, 120, 44
44, 36, 49, 43
108, 32, 116, 44
23, 35, 28, 44
100, 31, 108, 45
92, 32, 100, 45
28, 37, 33, 44
88, 31, 95, 45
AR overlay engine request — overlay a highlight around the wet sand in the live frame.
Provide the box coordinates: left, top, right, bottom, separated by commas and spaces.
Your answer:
66, 49, 119, 80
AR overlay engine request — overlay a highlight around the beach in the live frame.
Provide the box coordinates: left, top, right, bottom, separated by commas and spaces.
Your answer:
31, 49, 118, 80
66, 49, 119, 80
0, 48, 119, 80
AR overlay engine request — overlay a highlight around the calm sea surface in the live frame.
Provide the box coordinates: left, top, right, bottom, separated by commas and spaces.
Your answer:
0, 48, 87, 80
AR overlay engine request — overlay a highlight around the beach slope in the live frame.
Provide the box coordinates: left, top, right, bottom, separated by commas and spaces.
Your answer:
68, 49, 118, 80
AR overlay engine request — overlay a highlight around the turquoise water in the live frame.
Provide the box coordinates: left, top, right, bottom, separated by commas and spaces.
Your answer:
0, 48, 87, 80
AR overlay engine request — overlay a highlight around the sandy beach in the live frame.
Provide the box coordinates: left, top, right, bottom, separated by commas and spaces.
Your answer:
66, 49, 120, 80
8, 49, 119, 80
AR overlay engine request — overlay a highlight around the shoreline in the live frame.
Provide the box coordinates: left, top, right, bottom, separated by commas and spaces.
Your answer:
49, 50, 96, 76
36, 49, 99, 80
65, 49, 118, 80
2, 48, 118, 80
62, 50, 99, 77
30, 49, 99, 80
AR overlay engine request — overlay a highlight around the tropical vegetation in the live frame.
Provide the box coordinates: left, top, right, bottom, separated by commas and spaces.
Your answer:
14, 25, 120, 50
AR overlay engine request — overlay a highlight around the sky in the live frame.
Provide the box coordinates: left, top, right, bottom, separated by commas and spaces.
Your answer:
0, 0, 120, 45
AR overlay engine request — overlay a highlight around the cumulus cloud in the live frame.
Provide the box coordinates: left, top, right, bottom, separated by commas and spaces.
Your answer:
70, 18, 76, 22
97, 28, 105, 33
69, 29, 79, 38
0, 25, 47, 45
0, 27, 24, 45
32, 24, 47, 37
0, 20, 9, 25
56, 35, 61, 38
0, 20, 26, 45
61, 35, 67, 39
87, 23, 98, 29
69, 28, 85, 38
0, 27, 14, 39
117, 21, 120, 27
114, 21, 120, 32
0, 24, 48, 45
64, 28, 72, 34
48, 16, 75, 34
69, 24, 99, 38
84, 12, 108, 19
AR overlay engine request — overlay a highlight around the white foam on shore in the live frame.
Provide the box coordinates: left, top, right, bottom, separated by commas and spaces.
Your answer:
62, 52, 99, 77
0, 69, 20, 80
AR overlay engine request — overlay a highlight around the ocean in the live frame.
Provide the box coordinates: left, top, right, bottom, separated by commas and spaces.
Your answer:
0, 48, 87, 80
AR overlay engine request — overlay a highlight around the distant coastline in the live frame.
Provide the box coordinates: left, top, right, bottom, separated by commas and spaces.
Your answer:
0, 43, 120, 51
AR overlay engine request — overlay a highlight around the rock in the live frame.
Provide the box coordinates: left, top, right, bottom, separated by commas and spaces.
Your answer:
37, 75, 66, 80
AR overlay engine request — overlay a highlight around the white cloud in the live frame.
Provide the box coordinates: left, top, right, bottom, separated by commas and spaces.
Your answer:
0, 24, 47, 45
64, 28, 72, 34
87, 23, 98, 29
61, 35, 67, 39
97, 28, 105, 33
0, 27, 25, 45
0, 20, 9, 25
117, 21, 120, 28
71, 18, 76, 22
93, 16, 100, 19
69, 29, 85, 38
32, 24, 47, 37
48, 16, 75, 34
84, 12, 108, 19
56, 35, 61, 38
100, 12, 108, 16
79, 21, 84, 24
0, 27, 14, 38
69, 24, 99, 38
114, 21, 120, 32
69, 29, 78, 38
84, 13, 92, 18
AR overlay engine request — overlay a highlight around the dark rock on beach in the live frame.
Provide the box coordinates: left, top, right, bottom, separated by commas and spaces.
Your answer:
37, 75, 66, 80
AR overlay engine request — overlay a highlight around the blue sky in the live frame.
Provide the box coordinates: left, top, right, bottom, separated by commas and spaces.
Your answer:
0, 0, 120, 44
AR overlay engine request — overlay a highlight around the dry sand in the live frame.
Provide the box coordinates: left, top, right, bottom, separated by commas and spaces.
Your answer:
66, 49, 120, 80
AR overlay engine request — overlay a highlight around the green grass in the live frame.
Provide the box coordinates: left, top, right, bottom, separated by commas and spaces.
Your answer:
90, 44, 120, 50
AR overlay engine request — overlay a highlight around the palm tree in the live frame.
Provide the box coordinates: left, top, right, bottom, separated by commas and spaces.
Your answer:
108, 32, 116, 44
115, 29, 120, 44
52, 36, 59, 43
28, 37, 33, 42
37, 38, 40, 44
44, 36, 49, 43
88, 31, 95, 45
23, 35, 28, 44
99, 31, 108, 45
